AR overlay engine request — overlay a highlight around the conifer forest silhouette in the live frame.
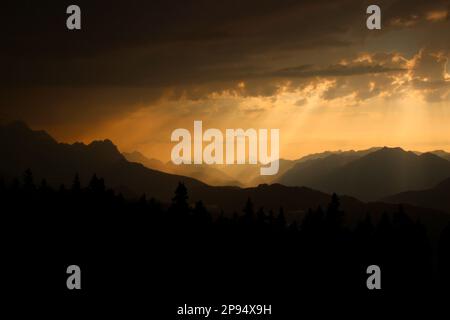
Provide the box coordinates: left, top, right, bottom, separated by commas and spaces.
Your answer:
2, 169, 450, 309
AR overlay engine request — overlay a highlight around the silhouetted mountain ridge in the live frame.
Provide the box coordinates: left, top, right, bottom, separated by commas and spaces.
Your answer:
1, 121, 449, 229
384, 177, 450, 213
0, 120, 56, 145
122, 151, 167, 172
0, 122, 206, 198
123, 151, 243, 187
279, 146, 450, 201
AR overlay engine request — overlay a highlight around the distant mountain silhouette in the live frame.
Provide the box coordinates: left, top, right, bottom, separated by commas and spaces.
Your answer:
249, 148, 381, 187
384, 177, 450, 214
125, 147, 391, 188
123, 151, 167, 172
0, 121, 344, 213
295, 147, 382, 163
167, 163, 244, 187
205, 158, 298, 187
248, 159, 298, 186
174, 159, 299, 187
278, 147, 450, 201
276, 148, 386, 196
123, 150, 243, 187
0, 121, 209, 200
277, 151, 366, 187
123, 150, 298, 187
1, 121, 449, 228
430, 150, 450, 161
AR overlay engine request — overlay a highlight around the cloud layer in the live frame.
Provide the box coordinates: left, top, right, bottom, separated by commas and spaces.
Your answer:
0, 0, 449, 157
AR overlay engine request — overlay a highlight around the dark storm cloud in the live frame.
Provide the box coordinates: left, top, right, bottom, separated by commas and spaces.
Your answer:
1, 0, 447, 87
270, 63, 406, 78
383, 0, 449, 24
0, 0, 366, 87
0, 0, 449, 127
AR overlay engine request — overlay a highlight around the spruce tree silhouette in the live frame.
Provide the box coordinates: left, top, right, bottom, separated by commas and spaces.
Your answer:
193, 200, 210, 226
23, 169, 35, 192
72, 173, 81, 193
89, 174, 105, 194
242, 197, 254, 226
276, 207, 286, 229
38, 179, 52, 201
326, 192, 343, 229
39, 178, 48, 191
268, 209, 275, 225
170, 182, 189, 213
139, 193, 147, 206
256, 207, 267, 230
169, 182, 190, 231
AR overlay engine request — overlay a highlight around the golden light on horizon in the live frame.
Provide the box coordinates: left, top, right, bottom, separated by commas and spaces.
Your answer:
63, 73, 450, 163
28, 47, 449, 163
426, 10, 448, 22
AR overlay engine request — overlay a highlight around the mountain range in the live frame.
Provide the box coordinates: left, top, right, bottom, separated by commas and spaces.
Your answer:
125, 144, 450, 203
123, 151, 297, 187
1, 121, 450, 230
384, 178, 450, 214
277, 147, 450, 201
122, 148, 383, 188
123, 151, 244, 187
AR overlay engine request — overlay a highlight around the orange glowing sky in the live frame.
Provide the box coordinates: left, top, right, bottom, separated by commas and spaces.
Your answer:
54, 49, 450, 161
1, 1, 450, 160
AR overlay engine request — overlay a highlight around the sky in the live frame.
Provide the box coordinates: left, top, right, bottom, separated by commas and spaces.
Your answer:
1, 0, 450, 161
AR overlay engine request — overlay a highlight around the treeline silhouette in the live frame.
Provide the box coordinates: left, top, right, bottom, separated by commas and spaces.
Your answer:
1, 169, 449, 305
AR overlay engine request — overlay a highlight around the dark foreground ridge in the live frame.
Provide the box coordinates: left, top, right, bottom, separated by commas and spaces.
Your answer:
1, 170, 450, 316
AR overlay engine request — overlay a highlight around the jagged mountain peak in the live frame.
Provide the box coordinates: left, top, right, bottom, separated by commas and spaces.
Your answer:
0, 120, 56, 144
